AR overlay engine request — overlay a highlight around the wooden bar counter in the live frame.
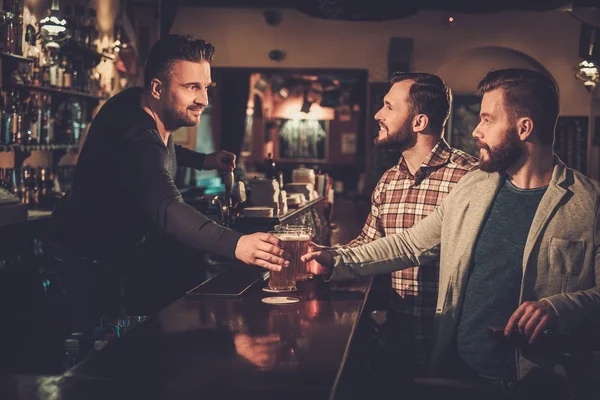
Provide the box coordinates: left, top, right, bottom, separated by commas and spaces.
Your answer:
0, 263, 374, 400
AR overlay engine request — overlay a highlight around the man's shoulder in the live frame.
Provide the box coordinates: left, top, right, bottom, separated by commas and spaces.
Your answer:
563, 166, 600, 202
446, 147, 479, 171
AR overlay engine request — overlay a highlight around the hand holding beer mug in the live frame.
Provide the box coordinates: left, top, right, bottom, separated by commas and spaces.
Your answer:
301, 242, 334, 276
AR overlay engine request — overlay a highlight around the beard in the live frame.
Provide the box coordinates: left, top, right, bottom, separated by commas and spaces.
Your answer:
478, 126, 523, 173
163, 102, 202, 130
374, 115, 416, 151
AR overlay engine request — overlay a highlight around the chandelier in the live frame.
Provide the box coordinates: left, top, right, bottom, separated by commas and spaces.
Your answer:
575, 60, 599, 91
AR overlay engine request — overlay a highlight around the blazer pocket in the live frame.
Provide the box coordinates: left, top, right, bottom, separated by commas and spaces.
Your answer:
549, 238, 585, 275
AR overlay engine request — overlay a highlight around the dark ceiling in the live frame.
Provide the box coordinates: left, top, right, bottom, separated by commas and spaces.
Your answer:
178, 0, 587, 21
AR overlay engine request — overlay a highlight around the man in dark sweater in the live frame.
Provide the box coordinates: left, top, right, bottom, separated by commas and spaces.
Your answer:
47, 35, 289, 331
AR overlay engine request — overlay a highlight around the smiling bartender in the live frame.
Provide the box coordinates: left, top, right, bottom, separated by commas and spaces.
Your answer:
45, 35, 288, 334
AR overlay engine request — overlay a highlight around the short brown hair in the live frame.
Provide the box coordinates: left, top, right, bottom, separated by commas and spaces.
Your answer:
144, 34, 215, 89
390, 72, 452, 133
476, 69, 559, 145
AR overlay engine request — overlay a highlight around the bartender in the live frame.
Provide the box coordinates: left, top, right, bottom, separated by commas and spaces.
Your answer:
45, 34, 289, 333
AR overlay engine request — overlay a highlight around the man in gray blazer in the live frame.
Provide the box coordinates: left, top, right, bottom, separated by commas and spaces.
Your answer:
304, 69, 599, 398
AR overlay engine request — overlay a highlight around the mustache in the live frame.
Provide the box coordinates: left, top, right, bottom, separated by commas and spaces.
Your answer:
188, 106, 204, 111
476, 140, 491, 152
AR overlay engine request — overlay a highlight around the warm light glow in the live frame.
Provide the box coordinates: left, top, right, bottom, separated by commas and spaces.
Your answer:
272, 95, 335, 120
575, 59, 600, 91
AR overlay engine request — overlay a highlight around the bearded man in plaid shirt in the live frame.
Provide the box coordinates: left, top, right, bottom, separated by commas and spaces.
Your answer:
344, 72, 478, 380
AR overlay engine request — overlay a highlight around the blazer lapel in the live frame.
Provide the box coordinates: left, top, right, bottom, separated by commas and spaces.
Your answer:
521, 164, 568, 277
456, 173, 503, 279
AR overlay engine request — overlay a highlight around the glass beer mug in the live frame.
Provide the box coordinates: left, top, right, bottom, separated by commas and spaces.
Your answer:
274, 224, 313, 281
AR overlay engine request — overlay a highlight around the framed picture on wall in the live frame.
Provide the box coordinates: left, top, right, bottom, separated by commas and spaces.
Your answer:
447, 94, 480, 157
555, 116, 588, 174
277, 118, 328, 161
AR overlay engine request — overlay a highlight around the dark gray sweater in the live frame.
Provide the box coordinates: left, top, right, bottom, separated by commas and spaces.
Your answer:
48, 87, 241, 260
456, 177, 546, 379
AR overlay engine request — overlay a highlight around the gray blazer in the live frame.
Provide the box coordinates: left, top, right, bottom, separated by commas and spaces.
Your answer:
331, 158, 600, 379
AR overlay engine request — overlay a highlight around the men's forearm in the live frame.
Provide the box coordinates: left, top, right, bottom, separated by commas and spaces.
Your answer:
330, 234, 440, 280
162, 200, 242, 258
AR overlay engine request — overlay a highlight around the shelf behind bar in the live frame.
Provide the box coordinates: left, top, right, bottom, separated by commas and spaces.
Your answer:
0, 144, 79, 152
0, 52, 34, 63
6, 83, 106, 100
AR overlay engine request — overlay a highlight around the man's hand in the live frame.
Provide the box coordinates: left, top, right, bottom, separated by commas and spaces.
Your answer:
235, 232, 290, 271
204, 150, 236, 171
301, 243, 333, 275
504, 300, 558, 344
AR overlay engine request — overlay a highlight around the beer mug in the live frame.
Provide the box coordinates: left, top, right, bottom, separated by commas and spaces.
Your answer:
268, 230, 300, 291
274, 225, 313, 281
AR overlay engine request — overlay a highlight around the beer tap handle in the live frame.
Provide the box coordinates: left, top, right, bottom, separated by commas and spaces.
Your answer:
223, 170, 234, 208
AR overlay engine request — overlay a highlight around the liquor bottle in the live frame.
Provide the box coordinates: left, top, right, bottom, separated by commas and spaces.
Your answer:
49, 58, 58, 87
27, 94, 39, 144
8, 168, 18, 197
41, 56, 51, 87
20, 167, 29, 205
72, 5, 83, 46
0, 92, 7, 146
11, 0, 24, 55
31, 54, 40, 86
9, 90, 19, 144
3, 4, 15, 53
71, 101, 82, 144
13, 91, 22, 144
39, 94, 50, 145
263, 153, 277, 179
57, 57, 65, 88
63, 59, 72, 88
29, 167, 39, 208
87, 8, 98, 51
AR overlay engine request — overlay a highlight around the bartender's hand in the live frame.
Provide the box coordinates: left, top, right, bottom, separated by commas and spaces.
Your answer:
301, 243, 333, 275
204, 150, 236, 171
235, 233, 290, 271
504, 300, 558, 344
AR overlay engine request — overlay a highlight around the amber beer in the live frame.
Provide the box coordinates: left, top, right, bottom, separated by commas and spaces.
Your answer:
269, 232, 304, 291
295, 233, 311, 281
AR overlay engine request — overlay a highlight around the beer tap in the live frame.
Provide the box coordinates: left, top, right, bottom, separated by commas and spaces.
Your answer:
218, 170, 234, 227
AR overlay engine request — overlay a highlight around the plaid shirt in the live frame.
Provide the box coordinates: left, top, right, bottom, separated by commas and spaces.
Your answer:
347, 139, 478, 366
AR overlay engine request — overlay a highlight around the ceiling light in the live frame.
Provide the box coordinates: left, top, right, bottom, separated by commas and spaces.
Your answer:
575, 60, 600, 91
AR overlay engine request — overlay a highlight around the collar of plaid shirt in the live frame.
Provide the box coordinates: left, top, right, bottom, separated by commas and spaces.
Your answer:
396, 138, 454, 185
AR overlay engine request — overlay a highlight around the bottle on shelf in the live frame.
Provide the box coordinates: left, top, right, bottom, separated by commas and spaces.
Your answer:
71, 101, 82, 144
20, 166, 29, 205
63, 59, 73, 88
0, 91, 7, 146
1, 0, 16, 54
11, 0, 24, 56
87, 8, 98, 51
49, 57, 58, 87
39, 94, 50, 145
263, 153, 277, 179
8, 90, 19, 145
29, 94, 40, 144
57, 56, 65, 88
